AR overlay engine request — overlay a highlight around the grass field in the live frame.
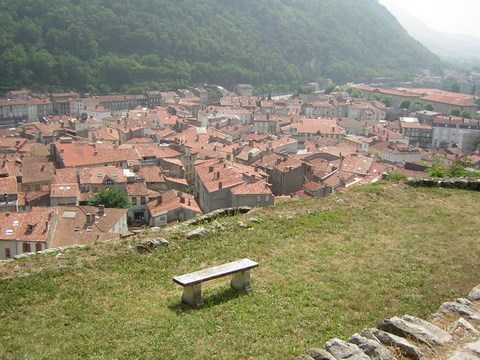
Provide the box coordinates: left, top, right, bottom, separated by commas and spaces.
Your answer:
1, 184, 479, 359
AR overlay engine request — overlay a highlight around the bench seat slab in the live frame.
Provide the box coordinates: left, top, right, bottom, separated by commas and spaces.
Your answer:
173, 258, 259, 286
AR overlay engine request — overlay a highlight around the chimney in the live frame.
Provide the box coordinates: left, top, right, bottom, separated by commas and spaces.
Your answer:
157, 195, 163, 205
216, 171, 220, 179
218, 181, 223, 189
86, 213, 94, 225
41, 163, 45, 172
180, 196, 185, 204
188, 198, 191, 206
209, 166, 214, 173
98, 204, 105, 216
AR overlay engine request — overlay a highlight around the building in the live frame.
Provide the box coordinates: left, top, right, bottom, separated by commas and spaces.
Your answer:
194, 158, 273, 213
147, 190, 201, 227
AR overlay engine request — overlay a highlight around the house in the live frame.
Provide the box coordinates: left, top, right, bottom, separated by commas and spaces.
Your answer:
282, 118, 345, 143
432, 116, 480, 152
147, 190, 202, 227
399, 118, 433, 149
20, 157, 55, 191
77, 166, 131, 194
126, 182, 159, 224
49, 205, 128, 249
369, 141, 422, 164
50, 184, 80, 206
136, 166, 167, 192
0, 208, 56, 260
233, 84, 254, 96
0, 176, 19, 212
253, 154, 313, 196
194, 158, 273, 213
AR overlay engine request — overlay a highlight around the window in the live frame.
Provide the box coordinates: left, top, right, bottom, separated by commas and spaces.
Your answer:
256, 196, 261, 202
140, 197, 146, 205
22, 243, 31, 253
35, 243, 42, 252
131, 197, 137, 205
5, 248, 11, 258
265, 195, 270, 202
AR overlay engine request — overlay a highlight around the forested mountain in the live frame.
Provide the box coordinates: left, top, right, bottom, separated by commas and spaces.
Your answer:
0, 0, 442, 94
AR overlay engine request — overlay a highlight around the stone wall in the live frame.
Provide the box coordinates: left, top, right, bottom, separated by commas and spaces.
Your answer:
407, 178, 480, 190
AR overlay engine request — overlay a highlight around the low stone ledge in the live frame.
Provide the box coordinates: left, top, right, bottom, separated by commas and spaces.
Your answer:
407, 178, 480, 191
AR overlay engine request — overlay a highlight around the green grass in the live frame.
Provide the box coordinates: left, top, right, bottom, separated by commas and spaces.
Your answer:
1, 184, 480, 359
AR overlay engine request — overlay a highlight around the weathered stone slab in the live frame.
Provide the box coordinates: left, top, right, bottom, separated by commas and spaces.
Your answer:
349, 333, 396, 360
449, 318, 480, 335
361, 328, 425, 359
468, 285, 480, 302
378, 315, 452, 346
324, 338, 370, 359
186, 227, 208, 239
436, 299, 480, 321
305, 348, 337, 360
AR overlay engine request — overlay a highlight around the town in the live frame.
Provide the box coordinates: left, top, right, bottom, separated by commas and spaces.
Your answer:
0, 82, 479, 260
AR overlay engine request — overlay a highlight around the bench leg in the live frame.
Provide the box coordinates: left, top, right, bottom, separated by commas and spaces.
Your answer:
230, 270, 252, 292
181, 283, 203, 307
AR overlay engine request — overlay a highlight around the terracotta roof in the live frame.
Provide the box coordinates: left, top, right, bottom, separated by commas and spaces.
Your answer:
21, 157, 55, 184
230, 180, 272, 195
283, 118, 345, 135
0, 208, 55, 242
50, 206, 127, 248
77, 166, 128, 185
147, 190, 201, 215
126, 182, 150, 196
50, 184, 79, 198
0, 176, 18, 194
54, 168, 78, 184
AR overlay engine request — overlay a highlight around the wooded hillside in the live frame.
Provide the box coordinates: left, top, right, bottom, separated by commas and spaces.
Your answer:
0, 0, 442, 93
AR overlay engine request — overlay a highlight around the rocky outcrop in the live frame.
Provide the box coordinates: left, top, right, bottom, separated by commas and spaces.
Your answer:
295, 284, 480, 359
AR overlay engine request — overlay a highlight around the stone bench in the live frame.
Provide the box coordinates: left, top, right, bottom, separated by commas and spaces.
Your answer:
173, 258, 259, 307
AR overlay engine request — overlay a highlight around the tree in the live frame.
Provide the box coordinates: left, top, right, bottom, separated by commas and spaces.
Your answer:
425, 103, 434, 111
324, 84, 335, 94
381, 96, 393, 107
88, 188, 130, 208
399, 99, 411, 109
450, 83, 460, 93
460, 110, 472, 119
450, 108, 461, 117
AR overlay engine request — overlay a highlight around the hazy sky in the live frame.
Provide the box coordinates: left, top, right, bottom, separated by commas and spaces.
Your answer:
379, 0, 480, 38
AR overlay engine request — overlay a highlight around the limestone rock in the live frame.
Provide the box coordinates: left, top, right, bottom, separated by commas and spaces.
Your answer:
466, 340, 480, 354
324, 338, 370, 359
449, 318, 480, 335
378, 314, 452, 345
211, 220, 222, 229
435, 299, 480, 321
361, 328, 425, 359
237, 221, 247, 228
249, 217, 260, 223
448, 352, 480, 360
294, 355, 315, 360
187, 227, 208, 239
13, 265, 20, 272
349, 333, 396, 360
306, 348, 337, 360
137, 238, 169, 253
468, 285, 480, 302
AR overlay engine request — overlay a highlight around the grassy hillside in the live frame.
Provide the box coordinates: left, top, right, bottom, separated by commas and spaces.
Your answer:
1, 184, 479, 359
0, 0, 442, 93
